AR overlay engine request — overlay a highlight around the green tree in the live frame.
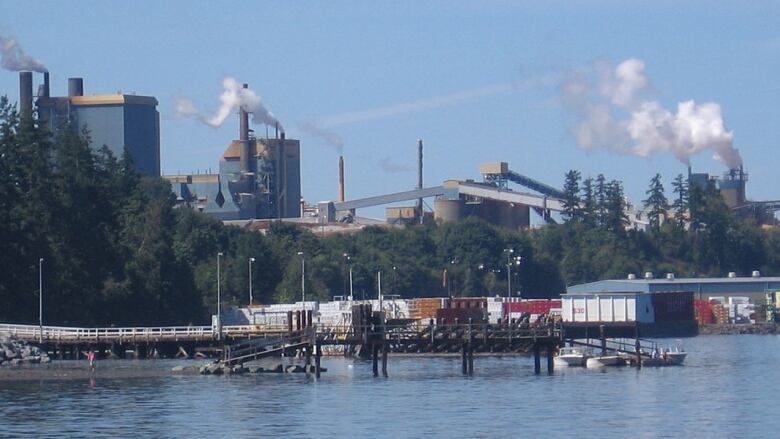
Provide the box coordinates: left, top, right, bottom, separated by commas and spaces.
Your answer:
603, 180, 628, 233
643, 173, 668, 232
581, 177, 596, 227
562, 170, 582, 222
671, 173, 688, 228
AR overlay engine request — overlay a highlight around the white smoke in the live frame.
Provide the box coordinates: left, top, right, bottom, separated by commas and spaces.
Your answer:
174, 77, 282, 130
564, 58, 740, 168
0, 35, 47, 73
299, 121, 344, 153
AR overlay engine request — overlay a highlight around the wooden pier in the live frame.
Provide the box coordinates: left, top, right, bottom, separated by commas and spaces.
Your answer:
2, 305, 565, 376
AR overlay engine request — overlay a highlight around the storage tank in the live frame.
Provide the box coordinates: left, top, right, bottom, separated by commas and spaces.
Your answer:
434, 198, 464, 222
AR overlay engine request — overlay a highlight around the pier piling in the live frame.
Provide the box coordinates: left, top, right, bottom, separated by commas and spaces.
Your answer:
533, 344, 541, 375
546, 345, 554, 374
315, 340, 322, 378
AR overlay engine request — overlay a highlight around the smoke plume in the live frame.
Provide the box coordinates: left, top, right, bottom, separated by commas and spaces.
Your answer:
174, 77, 282, 130
299, 121, 344, 153
378, 157, 414, 174
0, 35, 47, 72
563, 58, 740, 168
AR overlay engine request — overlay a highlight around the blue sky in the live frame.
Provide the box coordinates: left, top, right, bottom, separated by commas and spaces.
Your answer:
2, 1, 779, 218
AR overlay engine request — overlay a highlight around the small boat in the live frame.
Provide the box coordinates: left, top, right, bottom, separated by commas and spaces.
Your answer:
554, 347, 591, 367
585, 355, 625, 368
642, 346, 687, 366
663, 348, 687, 365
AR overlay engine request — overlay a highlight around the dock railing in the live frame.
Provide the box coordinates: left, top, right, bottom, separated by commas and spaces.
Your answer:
0, 323, 291, 344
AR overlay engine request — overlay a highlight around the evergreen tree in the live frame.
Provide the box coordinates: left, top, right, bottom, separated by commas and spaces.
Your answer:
581, 177, 596, 227
562, 170, 582, 222
595, 173, 607, 226
643, 173, 668, 232
671, 173, 688, 228
603, 180, 628, 232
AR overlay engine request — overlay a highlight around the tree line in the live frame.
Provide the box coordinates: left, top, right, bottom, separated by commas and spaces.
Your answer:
2, 97, 780, 326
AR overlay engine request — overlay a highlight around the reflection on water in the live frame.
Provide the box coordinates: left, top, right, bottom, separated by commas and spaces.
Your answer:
1, 335, 779, 438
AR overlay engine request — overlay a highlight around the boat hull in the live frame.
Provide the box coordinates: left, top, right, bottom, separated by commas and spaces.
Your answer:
554, 355, 586, 367
586, 356, 624, 368
664, 352, 687, 365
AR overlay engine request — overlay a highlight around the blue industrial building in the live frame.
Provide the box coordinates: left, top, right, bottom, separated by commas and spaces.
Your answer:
165, 136, 301, 220
24, 73, 161, 176
566, 273, 780, 302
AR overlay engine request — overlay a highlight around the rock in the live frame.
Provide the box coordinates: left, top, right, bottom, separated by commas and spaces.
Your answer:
171, 365, 186, 372
247, 366, 263, 374
4, 349, 16, 359
231, 366, 247, 374
265, 364, 284, 373
285, 365, 304, 373
8, 358, 22, 366
22, 356, 40, 364
199, 366, 210, 375
40, 355, 51, 364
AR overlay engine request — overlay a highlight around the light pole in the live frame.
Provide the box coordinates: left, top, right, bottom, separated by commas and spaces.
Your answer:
38, 257, 43, 343
504, 248, 522, 303
392, 265, 397, 296
297, 252, 305, 310
344, 253, 353, 301
248, 257, 255, 306
447, 259, 456, 298
504, 249, 513, 301
217, 252, 223, 338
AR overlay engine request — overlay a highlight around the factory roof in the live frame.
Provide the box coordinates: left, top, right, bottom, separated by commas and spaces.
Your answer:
221, 138, 298, 160
566, 276, 780, 295
69, 95, 158, 106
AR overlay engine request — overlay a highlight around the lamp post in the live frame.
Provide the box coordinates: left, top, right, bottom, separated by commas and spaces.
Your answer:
248, 257, 255, 306
447, 259, 457, 298
392, 265, 397, 295
504, 249, 522, 306
344, 253, 354, 301
297, 252, 305, 310
38, 257, 43, 344
504, 249, 513, 301
216, 252, 224, 338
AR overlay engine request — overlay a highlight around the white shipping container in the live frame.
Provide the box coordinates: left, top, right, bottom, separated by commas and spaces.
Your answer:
729, 297, 750, 306
562, 293, 654, 323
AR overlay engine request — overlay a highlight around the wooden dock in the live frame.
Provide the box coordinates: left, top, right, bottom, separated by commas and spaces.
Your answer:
2, 306, 565, 377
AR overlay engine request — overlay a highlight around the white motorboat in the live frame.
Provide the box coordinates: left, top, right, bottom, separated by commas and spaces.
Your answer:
554, 347, 591, 367
585, 355, 625, 368
663, 348, 687, 365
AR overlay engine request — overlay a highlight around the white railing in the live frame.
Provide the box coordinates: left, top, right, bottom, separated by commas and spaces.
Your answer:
0, 323, 293, 343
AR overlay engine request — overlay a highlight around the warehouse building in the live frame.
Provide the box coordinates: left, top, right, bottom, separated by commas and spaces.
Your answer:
566, 272, 780, 303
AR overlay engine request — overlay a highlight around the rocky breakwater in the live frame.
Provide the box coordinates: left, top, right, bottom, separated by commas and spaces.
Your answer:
197, 362, 327, 376
0, 336, 51, 366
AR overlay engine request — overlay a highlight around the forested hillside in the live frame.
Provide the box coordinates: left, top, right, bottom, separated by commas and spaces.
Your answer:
2, 97, 779, 326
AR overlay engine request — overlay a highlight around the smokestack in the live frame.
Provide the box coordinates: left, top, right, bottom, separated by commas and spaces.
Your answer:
19, 71, 33, 118
239, 83, 250, 174
417, 139, 423, 223
338, 155, 345, 202
68, 78, 84, 97
39, 72, 49, 98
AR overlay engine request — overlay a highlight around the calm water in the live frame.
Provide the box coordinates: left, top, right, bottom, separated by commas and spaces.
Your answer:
1, 335, 779, 438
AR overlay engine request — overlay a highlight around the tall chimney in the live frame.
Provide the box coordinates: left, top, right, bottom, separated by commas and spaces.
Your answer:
338, 155, 346, 202
68, 78, 84, 97
19, 72, 33, 119
239, 83, 250, 174
417, 139, 423, 223
40, 72, 50, 98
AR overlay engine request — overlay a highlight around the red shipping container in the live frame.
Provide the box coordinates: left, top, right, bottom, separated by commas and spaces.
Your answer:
503, 299, 561, 315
